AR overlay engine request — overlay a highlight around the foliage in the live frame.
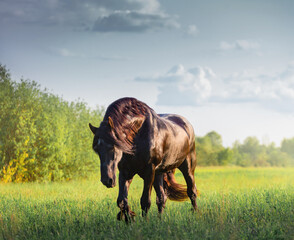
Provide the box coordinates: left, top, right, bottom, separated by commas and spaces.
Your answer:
0, 168, 293, 239
281, 138, 294, 159
0, 64, 104, 182
196, 132, 294, 167
196, 131, 226, 166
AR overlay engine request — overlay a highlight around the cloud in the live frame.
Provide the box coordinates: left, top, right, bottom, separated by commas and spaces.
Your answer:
93, 11, 179, 32
0, 0, 101, 29
136, 64, 215, 105
0, 0, 179, 32
136, 63, 294, 112
220, 40, 260, 51
185, 24, 198, 36
222, 63, 294, 105
58, 48, 77, 58
55, 48, 128, 61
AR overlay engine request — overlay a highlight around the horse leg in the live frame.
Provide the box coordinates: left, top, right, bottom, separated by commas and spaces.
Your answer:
140, 164, 155, 217
116, 172, 135, 223
178, 151, 198, 211
153, 173, 167, 215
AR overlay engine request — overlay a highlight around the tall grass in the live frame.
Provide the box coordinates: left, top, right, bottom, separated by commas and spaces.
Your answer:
0, 167, 293, 239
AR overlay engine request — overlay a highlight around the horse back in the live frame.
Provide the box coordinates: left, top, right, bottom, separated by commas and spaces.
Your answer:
151, 114, 195, 172
158, 114, 195, 145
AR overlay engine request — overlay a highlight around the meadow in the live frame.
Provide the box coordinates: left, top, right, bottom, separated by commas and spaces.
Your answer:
0, 167, 293, 240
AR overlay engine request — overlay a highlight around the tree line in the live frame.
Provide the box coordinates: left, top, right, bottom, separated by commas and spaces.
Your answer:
196, 131, 294, 167
0, 65, 293, 182
0, 64, 104, 182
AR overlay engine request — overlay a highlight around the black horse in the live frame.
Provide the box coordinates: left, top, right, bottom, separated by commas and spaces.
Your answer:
89, 97, 198, 222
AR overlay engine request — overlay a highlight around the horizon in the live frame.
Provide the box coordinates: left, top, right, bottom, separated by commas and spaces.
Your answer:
1, 0, 294, 147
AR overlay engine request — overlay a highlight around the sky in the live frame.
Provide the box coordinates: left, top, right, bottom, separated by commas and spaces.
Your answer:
1, 0, 294, 146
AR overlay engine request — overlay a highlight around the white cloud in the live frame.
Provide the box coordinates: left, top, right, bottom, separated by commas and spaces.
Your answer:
136, 64, 215, 105
186, 24, 198, 36
135, 0, 161, 13
220, 40, 260, 51
214, 63, 294, 112
58, 48, 77, 57
222, 63, 294, 105
136, 63, 294, 113
55, 48, 128, 61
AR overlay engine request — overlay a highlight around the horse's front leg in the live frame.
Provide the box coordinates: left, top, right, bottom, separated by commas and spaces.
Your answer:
153, 173, 167, 215
117, 173, 135, 223
140, 164, 155, 217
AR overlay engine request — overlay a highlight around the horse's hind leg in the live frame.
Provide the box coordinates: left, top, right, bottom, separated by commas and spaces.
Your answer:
117, 172, 135, 223
153, 173, 167, 215
178, 149, 198, 211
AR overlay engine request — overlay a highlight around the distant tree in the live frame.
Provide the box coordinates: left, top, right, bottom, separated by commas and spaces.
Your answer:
281, 138, 294, 158
267, 150, 291, 167
240, 137, 262, 158
232, 141, 251, 167
196, 131, 234, 166
196, 133, 218, 166
280, 138, 294, 166
206, 131, 223, 148
196, 133, 293, 167
217, 148, 234, 166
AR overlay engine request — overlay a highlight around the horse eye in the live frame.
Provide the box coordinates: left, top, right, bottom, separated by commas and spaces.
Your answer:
106, 143, 112, 148
93, 139, 102, 151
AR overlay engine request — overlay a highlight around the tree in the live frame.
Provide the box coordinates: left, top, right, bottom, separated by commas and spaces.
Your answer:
196, 131, 234, 166
281, 138, 294, 158
280, 138, 294, 166
0, 64, 104, 182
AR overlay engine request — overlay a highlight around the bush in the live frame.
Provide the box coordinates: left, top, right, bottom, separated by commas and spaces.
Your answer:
0, 64, 104, 182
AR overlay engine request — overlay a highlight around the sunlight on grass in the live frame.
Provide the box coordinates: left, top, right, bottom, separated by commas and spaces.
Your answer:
0, 167, 293, 240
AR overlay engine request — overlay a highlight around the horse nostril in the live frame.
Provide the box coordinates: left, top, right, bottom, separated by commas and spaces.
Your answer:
108, 178, 113, 186
101, 178, 115, 188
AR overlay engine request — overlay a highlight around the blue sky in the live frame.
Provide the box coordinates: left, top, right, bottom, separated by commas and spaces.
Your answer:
1, 0, 294, 146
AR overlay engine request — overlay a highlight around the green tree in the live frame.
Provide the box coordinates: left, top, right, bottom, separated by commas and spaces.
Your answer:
0, 64, 104, 182
281, 138, 294, 158
280, 138, 294, 166
196, 131, 233, 166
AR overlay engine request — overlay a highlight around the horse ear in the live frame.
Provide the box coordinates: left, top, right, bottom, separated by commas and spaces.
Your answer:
130, 116, 144, 133
108, 116, 114, 129
89, 123, 98, 134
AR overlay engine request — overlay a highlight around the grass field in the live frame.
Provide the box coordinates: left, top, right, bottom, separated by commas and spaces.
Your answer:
0, 167, 293, 240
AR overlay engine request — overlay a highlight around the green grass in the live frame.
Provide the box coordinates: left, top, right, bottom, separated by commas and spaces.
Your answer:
0, 167, 293, 240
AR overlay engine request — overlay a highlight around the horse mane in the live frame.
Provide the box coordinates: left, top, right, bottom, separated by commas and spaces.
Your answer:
100, 97, 151, 154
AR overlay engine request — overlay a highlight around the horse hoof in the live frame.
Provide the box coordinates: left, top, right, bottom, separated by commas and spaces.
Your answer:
117, 211, 123, 221
129, 210, 136, 217
190, 207, 199, 213
125, 210, 136, 223
117, 211, 136, 223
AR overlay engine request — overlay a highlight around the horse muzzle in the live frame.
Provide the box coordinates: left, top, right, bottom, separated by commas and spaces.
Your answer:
101, 177, 116, 188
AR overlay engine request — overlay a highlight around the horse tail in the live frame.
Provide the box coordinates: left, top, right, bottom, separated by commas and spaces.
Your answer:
163, 170, 188, 202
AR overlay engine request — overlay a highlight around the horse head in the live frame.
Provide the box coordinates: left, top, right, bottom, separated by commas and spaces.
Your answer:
89, 118, 122, 188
